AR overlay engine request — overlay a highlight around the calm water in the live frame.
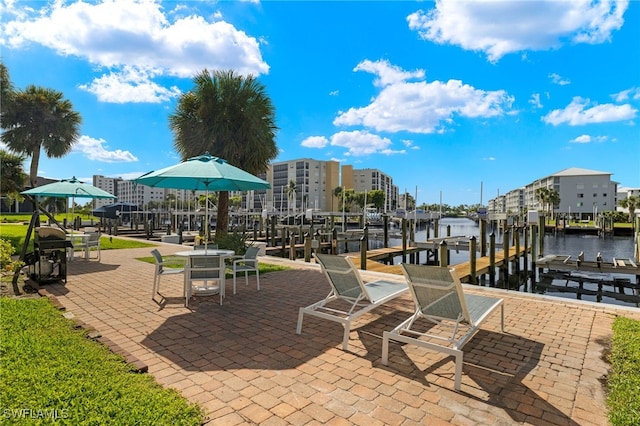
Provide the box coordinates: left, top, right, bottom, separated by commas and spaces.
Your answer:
385, 217, 638, 308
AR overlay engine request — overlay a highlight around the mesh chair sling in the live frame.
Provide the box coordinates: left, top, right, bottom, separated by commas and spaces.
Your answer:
297, 253, 408, 350
382, 264, 504, 390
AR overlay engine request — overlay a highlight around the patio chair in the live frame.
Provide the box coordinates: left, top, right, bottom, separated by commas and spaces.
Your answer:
184, 254, 226, 306
151, 249, 185, 301
296, 253, 408, 350
381, 264, 504, 391
230, 246, 260, 294
72, 232, 101, 261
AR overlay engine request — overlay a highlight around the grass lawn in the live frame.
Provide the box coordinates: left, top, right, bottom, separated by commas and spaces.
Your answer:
0, 297, 204, 425
0, 223, 156, 254
607, 316, 640, 426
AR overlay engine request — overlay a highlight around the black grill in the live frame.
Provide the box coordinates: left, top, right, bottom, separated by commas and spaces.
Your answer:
30, 227, 71, 283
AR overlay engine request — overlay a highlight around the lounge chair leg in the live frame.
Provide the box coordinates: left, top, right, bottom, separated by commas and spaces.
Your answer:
453, 351, 463, 391
381, 332, 390, 365
342, 322, 351, 350
296, 309, 304, 334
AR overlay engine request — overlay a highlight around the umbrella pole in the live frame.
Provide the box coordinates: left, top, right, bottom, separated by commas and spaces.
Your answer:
204, 189, 208, 250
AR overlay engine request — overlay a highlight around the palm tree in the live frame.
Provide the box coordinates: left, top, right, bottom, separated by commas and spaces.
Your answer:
0, 62, 14, 118
333, 186, 343, 212
618, 195, 638, 222
535, 187, 560, 218
169, 69, 278, 239
0, 149, 27, 210
1, 84, 82, 189
286, 180, 297, 215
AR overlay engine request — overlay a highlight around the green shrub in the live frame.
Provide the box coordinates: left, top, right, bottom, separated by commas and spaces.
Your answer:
215, 228, 251, 255
0, 238, 23, 274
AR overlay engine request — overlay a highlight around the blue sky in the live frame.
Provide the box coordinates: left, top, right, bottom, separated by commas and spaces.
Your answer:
1, 0, 639, 207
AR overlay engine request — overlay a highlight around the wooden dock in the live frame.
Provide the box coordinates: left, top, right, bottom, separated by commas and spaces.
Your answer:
344, 244, 529, 282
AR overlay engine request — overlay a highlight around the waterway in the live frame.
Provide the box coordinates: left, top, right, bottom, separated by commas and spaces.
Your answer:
386, 217, 638, 308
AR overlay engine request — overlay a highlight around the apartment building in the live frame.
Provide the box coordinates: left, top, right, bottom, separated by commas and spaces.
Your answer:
93, 175, 169, 209
489, 167, 618, 219
266, 158, 340, 214
92, 175, 119, 209
91, 159, 399, 215
345, 167, 398, 213
617, 186, 640, 215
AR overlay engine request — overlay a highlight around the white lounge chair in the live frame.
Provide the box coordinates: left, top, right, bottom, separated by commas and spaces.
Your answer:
382, 264, 504, 391
297, 253, 408, 350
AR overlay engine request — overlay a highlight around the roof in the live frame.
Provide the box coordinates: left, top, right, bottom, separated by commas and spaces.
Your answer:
550, 167, 612, 177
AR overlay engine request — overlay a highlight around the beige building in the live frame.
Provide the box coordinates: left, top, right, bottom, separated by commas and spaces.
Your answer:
263, 158, 340, 214
341, 166, 399, 213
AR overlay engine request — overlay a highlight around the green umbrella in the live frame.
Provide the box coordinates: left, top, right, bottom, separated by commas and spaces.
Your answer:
22, 177, 117, 199
133, 153, 270, 248
132, 153, 270, 192
22, 177, 116, 231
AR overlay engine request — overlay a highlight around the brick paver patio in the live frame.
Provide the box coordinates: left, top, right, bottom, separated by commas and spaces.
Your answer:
43, 243, 640, 425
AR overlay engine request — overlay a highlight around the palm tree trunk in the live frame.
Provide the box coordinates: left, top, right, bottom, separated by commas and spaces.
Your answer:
216, 191, 229, 240
29, 144, 41, 188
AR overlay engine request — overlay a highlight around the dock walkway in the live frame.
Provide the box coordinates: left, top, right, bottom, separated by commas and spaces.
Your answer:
345, 243, 529, 282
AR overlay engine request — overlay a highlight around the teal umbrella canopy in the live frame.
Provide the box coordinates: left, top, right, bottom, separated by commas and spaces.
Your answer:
132, 153, 270, 191
21, 177, 116, 199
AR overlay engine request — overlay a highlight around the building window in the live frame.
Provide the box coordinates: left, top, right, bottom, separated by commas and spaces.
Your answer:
603, 193, 607, 197
577, 193, 584, 198
593, 193, 597, 197
577, 202, 583, 207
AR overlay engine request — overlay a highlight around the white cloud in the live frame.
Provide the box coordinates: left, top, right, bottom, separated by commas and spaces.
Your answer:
571, 134, 592, 143
79, 66, 181, 103
2, 0, 268, 102
407, 0, 628, 62
543, 97, 637, 126
529, 93, 543, 109
334, 60, 513, 134
570, 134, 608, 143
401, 139, 419, 150
72, 135, 139, 162
301, 136, 329, 148
612, 87, 640, 102
549, 73, 571, 86
354, 59, 425, 87
330, 131, 395, 156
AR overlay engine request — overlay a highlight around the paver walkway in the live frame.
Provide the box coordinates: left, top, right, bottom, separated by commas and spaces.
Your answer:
43, 243, 640, 425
